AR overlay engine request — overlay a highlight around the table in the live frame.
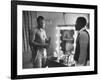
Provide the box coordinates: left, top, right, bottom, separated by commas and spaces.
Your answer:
47, 58, 68, 67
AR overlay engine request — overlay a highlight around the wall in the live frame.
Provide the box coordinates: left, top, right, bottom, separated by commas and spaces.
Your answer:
0, 0, 99, 80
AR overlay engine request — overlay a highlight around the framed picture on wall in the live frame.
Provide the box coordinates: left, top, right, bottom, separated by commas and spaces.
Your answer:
11, 0, 97, 79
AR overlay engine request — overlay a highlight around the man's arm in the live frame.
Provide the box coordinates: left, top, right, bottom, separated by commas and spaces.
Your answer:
32, 40, 49, 48
78, 31, 89, 65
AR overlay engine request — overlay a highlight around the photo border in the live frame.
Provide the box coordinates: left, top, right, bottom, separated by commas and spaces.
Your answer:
11, 1, 98, 79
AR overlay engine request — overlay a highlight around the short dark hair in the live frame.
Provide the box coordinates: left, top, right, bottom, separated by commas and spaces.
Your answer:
37, 16, 44, 22
75, 17, 87, 30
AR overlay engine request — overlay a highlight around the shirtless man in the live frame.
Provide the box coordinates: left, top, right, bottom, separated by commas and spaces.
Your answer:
31, 16, 50, 68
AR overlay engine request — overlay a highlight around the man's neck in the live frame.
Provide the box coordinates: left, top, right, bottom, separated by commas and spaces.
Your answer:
38, 27, 43, 30
79, 27, 86, 33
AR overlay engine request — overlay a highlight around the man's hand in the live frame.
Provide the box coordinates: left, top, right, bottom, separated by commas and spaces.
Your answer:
46, 37, 51, 44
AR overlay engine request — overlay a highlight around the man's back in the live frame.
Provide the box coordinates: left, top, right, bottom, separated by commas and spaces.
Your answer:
74, 29, 89, 65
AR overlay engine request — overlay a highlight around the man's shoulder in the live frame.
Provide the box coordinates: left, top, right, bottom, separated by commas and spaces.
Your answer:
80, 30, 88, 36
79, 30, 89, 39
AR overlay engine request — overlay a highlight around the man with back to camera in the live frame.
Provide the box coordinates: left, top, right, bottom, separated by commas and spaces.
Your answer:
30, 16, 51, 68
74, 17, 90, 66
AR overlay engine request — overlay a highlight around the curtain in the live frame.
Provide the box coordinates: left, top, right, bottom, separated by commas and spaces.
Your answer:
22, 11, 37, 68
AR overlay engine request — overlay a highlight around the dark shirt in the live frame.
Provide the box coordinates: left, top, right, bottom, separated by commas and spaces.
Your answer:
74, 29, 89, 65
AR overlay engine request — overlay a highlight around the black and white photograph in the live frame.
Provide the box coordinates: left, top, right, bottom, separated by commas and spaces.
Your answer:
22, 11, 90, 68
11, 1, 97, 79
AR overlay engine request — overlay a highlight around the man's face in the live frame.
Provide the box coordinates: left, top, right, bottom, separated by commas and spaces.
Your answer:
38, 19, 45, 29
